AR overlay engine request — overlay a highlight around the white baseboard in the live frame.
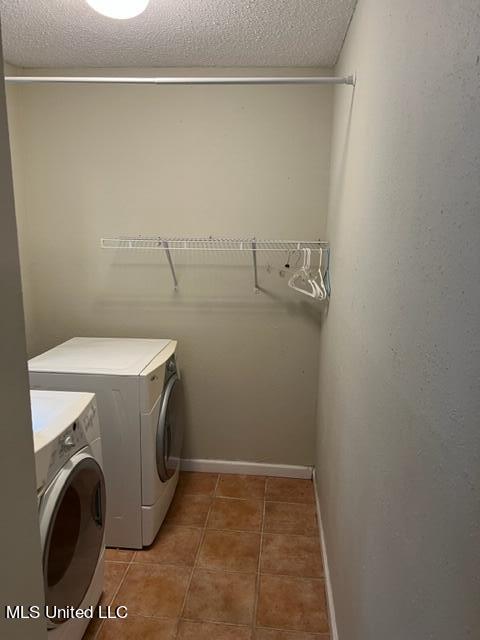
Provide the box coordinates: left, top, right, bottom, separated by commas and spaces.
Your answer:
180, 458, 313, 479
313, 468, 339, 640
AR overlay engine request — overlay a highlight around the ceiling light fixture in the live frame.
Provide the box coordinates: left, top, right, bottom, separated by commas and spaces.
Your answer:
86, 0, 150, 20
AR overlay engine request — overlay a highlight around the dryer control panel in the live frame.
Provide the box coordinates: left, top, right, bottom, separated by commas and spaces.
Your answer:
47, 401, 99, 482
33, 394, 100, 493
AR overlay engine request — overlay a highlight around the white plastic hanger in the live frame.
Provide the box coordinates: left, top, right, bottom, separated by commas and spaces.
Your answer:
288, 249, 318, 299
288, 248, 328, 300
312, 248, 327, 300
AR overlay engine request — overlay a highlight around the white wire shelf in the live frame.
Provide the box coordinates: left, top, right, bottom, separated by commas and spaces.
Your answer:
101, 237, 328, 252
100, 236, 330, 298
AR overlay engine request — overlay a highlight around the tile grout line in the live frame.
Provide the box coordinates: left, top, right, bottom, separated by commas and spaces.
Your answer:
251, 476, 268, 638
175, 473, 221, 638
180, 489, 314, 506
130, 523, 318, 539
95, 475, 217, 638
256, 626, 331, 638
177, 474, 321, 637
205, 525, 317, 538
96, 474, 322, 638
178, 490, 318, 537
92, 551, 136, 640
121, 562, 324, 582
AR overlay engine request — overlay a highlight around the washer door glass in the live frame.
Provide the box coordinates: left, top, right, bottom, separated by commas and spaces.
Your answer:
156, 373, 182, 482
40, 454, 106, 626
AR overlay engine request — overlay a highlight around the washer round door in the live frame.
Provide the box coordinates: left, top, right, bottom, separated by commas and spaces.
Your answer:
156, 373, 182, 482
39, 452, 106, 627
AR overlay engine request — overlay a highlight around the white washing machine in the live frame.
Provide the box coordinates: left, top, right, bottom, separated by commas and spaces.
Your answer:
30, 390, 105, 640
29, 337, 183, 549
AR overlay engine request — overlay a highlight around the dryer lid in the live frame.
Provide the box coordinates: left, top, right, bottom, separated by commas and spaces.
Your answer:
28, 337, 172, 376
30, 390, 93, 434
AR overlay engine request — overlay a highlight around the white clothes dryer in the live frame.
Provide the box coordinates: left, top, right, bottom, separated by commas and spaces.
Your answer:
30, 390, 105, 640
29, 338, 183, 549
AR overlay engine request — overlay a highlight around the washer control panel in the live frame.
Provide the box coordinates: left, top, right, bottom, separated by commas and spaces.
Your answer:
57, 422, 85, 457
47, 400, 99, 479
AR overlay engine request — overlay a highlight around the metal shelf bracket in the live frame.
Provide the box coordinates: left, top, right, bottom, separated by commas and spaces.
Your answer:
162, 240, 178, 290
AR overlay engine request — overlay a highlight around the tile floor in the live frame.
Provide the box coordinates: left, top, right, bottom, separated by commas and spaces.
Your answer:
84, 473, 330, 639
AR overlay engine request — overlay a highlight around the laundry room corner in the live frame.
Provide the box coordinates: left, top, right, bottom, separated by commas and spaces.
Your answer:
5, 66, 334, 468
2, 2, 478, 639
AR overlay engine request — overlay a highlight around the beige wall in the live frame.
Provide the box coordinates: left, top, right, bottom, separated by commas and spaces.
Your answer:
7, 67, 332, 465
0, 50, 45, 639
317, 1, 480, 638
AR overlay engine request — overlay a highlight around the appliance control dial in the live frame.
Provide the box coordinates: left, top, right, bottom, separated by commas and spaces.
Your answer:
63, 434, 75, 448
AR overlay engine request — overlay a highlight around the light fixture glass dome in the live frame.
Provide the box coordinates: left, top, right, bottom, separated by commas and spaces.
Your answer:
86, 0, 150, 20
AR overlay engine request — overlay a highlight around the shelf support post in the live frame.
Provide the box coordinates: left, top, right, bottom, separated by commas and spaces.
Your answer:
162, 240, 178, 290
251, 238, 260, 293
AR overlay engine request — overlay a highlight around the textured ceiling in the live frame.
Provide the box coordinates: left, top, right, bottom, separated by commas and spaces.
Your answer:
0, 0, 357, 68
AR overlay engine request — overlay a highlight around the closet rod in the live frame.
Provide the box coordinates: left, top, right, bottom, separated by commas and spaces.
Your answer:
5, 75, 355, 86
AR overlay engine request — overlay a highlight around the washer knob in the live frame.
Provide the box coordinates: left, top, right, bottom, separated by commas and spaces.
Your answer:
63, 435, 75, 448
